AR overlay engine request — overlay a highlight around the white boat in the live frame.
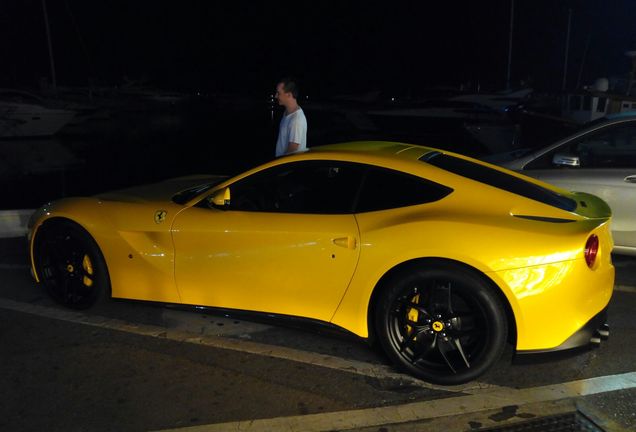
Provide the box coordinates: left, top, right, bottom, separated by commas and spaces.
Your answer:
449, 87, 533, 112
561, 78, 636, 124
561, 50, 636, 124
0, 89, 76, 138
366, 97, 523, 155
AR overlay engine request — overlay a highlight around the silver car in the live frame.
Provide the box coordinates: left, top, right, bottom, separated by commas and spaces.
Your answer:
497, 113, 636, 255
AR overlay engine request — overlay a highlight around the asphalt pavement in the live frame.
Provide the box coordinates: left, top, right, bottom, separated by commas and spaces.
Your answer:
1, 236, 636, 432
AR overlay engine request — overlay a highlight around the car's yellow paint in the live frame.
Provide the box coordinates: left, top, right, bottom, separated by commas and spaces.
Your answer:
28, 141, 615, 353
30, 198, 184, 303
171, 207, 360, 321
328, 197, 613, 349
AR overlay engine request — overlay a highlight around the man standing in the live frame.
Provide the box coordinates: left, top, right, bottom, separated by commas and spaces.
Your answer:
275, 78, 307, 157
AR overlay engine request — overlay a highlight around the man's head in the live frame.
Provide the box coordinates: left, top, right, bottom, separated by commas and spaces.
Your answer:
275, 78, 299, 108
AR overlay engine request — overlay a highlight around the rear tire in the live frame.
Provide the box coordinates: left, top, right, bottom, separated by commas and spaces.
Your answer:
375, 263, 507, 385
34, 220, 110, 309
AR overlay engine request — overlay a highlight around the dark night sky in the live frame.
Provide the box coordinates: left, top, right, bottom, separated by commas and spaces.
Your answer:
2, 0, 636, 96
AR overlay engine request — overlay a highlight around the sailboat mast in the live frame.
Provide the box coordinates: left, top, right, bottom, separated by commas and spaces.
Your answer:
506, 0, 515, 90
562, 8, 572, 91
41, 0, 57, 93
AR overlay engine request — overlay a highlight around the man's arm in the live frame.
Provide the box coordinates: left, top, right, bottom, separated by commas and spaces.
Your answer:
286, 142, 300, 154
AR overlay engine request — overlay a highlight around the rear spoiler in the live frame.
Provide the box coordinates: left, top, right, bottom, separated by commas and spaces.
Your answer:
570, 192, 611, 220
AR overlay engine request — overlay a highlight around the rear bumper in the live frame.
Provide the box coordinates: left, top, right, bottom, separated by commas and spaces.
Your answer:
516, 307, 609, 356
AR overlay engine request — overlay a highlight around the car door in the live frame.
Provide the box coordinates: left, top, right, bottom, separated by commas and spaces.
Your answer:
522, 123, 636, 249
171, 160, 364, 322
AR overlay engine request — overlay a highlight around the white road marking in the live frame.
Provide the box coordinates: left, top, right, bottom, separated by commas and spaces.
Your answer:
2, 296, 635, 431
155, 372, 636, 432
615, 284, 636, 293
0, 298, 502, 394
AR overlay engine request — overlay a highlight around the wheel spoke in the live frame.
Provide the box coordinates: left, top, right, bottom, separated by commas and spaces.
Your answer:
452, 337, 471, 369
399, 330, 418, 353
48, 241, 68, 267
437, 339, 457, 374
429, 282, 451, 315
41, 262, 56, 281
451, 314, 485, 341
62, 276, 73, 302
456, 327, 485, 339
400, 324, 431, 352
412, 335, 436, 363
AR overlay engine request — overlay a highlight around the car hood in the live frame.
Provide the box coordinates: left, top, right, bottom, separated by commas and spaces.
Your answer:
96, 175, 227, 204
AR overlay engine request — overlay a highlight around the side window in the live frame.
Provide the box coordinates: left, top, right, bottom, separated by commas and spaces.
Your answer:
355, 167, 452, 213
592, 126, 636, 168
226, 161, 365, 214
526, 124, 636, 169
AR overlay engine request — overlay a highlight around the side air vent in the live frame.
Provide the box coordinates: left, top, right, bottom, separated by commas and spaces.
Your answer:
513, 215, 576, 223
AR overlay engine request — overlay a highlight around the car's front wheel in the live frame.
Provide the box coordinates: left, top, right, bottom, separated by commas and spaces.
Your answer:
33, 220, 110, 309
375, 263, 507, 385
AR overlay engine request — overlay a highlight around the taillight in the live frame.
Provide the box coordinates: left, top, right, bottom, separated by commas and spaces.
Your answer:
584, 234, 599, 268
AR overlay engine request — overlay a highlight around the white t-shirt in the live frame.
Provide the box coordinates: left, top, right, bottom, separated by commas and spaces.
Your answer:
275, 107, 307, 157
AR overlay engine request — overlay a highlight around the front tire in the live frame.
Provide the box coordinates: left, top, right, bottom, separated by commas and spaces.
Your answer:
34, 220, 111, 309
375, 263, 507, 385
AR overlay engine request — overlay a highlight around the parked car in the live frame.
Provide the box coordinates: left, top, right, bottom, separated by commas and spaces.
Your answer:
28, 141, 614, 385
494, 113, 636, 255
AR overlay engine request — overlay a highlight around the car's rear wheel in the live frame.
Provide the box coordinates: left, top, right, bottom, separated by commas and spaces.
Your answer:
375, 263, 507, 385
34, 220, 110, 309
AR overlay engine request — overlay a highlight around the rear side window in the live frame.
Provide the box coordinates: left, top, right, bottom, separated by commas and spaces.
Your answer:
355, 167, 453, 213
422, 152, 576, 212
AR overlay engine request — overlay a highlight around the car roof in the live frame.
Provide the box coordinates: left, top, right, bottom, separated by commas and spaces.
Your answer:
308, 141, 438, 161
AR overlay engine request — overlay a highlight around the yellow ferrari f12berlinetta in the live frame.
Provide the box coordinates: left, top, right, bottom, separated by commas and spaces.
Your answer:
28, 141, 614, 385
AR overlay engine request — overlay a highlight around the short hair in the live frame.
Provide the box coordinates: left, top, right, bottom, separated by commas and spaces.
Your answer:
279, 77, 299, 99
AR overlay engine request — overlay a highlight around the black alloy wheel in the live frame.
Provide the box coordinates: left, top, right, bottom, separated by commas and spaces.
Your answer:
375, 263, 507, 385
34, 220, 110, 309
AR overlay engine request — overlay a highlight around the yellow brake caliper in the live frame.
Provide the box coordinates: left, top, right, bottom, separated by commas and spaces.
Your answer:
82, 254, 94, 287
407, 294, 420, 338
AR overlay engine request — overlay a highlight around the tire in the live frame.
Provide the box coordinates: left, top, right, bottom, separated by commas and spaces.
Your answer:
33, 220, 111, 309
375, 263, 507, 385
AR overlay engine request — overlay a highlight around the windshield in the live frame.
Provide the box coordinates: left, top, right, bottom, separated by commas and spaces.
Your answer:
172, 179, 226, 205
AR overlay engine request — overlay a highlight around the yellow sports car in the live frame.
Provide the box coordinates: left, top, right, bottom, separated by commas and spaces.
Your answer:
28, 141, 614, 385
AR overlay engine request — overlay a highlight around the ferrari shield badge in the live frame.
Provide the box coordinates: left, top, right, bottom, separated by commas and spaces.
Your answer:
154, 210, 167, 224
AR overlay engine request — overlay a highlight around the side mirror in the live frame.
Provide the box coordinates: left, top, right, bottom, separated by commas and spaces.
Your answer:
552, 153, 580, 167
209, 187, 231, 207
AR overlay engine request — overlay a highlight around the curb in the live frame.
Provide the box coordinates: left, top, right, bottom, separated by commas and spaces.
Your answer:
0, 209, 34, 239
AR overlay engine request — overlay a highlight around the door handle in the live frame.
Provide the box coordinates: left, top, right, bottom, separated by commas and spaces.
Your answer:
624, 175, 636, 183
333, 236, 357, 249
